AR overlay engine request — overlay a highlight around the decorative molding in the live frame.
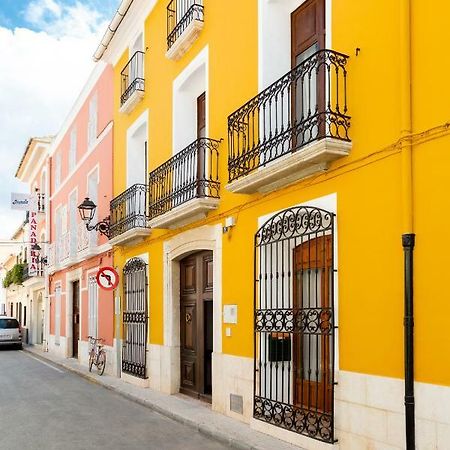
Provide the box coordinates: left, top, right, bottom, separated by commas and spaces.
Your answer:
119, 89, 145, 114
149, 197, 219, 229
109, 227, 151, 247
166, 19, 204, 61
226, 138, 351, 195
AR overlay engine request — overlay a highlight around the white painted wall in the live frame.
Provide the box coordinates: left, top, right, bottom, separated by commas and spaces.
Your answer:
127, 110, 148, 187
172, 46, 208, 154
258, 0, 332, 90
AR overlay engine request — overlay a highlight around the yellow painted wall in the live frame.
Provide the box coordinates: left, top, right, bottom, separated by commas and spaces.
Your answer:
111, 0, 450, 386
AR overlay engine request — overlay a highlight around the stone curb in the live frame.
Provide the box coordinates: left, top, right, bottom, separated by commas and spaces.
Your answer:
23, 348, 286, 450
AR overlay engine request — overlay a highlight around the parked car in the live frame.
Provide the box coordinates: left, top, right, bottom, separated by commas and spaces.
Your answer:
0, 317, 22, 349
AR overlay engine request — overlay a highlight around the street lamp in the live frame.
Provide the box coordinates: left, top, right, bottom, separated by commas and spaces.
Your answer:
77, 197, 110, 238
31, 243, 48, 265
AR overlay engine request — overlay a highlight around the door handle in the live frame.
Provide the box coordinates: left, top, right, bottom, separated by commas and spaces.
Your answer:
186, 313, 192, 324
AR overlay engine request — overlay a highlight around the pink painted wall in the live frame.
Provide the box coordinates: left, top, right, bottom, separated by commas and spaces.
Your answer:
48, 63, 115, 348
49, 251, 114, 346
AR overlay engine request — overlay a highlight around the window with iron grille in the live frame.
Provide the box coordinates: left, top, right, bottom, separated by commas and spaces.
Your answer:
122, 258, 148, 379
254, 206, 336, 444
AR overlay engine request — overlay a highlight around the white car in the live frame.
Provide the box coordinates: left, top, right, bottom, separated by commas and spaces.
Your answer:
0, 317, 22, 349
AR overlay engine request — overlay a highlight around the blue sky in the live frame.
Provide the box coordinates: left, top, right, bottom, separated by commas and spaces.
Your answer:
0, 0, 119, 240
0, 0, 117, 30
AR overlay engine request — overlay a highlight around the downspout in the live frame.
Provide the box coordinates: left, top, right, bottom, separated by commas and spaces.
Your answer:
400, 0, 415, 448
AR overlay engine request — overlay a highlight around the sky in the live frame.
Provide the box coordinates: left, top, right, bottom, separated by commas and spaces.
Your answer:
0, 0, 118, 243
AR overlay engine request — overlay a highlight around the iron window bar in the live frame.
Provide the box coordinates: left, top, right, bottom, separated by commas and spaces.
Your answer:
166, 0, 204, 50
254, 206, 337, 444
120, 50, 145, 106
228, 49, 350, 183
109, 183, 149, 239
148, 137, 220, 221
122, 257, 148, 379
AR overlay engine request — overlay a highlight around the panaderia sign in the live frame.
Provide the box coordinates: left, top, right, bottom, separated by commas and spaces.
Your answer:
29, 212, 38, 277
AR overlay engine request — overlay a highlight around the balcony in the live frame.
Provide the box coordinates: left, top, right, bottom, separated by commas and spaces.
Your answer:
227, 49, 351, 194
148, 138, 220, 229
109, 183, 151, 247
37, 193, 45, 213
120, 51, 145, 114
166, 0, 204, 61
47, 224, 100, 273
22, 262, 44, 285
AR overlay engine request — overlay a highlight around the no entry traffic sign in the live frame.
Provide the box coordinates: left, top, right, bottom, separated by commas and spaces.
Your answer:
96, 266, 119, 291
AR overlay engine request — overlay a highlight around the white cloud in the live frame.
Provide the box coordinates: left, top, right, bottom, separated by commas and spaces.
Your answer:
24, 0, 106, 39
0, 1, 111, 239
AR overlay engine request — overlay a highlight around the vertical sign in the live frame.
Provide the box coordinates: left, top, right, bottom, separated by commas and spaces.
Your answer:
29, 212, 38, 276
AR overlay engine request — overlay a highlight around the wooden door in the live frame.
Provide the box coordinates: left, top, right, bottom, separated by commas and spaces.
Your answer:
196, 92, 206, 197
197, 92, 206, 139
293, 235, 332, 413
72, 280, 80, 358
291, 0, 325, 135
180, 250, 213, 401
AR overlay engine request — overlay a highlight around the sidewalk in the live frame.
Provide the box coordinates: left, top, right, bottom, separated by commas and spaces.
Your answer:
24, 346, 303, 450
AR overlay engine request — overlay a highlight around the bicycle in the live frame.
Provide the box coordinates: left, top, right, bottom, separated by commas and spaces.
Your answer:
88, 336, 106, 376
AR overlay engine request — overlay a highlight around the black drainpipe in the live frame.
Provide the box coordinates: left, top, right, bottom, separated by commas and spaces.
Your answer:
403, 233, 415, 449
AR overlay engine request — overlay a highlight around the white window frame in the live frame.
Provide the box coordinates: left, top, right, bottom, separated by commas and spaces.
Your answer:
55, 154, 62, 190
54, 285, 61, 345
87, 93, 98, 148
69, 127, 77, 172
88, 275, 98, 338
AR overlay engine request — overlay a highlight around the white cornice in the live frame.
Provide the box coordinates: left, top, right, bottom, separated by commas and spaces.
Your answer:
100, 0, 157, 67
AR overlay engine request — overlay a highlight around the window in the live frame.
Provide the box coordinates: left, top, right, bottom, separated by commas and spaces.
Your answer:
68, 191, 77, 257
88, 275, 98, 338
55, 286, 61, 345
254, 206, 336, 443
87, 169, 99, 247
23, 306, 27, 327
87, 94, 98, 147
55, 154, 61, 190
69, 128, 77, 172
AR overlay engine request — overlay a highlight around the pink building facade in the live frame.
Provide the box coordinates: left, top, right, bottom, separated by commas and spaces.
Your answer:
46, 62, 116, 374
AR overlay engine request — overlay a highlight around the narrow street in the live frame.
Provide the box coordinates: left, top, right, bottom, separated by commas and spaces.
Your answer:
0, 348, 228, 450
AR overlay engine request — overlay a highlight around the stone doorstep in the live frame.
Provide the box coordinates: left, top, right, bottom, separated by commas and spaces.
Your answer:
24, 346, 303, 450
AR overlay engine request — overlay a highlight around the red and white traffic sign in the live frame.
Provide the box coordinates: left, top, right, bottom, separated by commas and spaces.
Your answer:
96, 266, 119, 291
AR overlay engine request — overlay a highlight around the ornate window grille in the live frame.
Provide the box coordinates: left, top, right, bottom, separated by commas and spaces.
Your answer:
166, 0, 204, 50
254, 206, 336, 444
228, 49, 350, 183
110, 183, 149, 239
122, 257, 148, 379
148, 138, 220, 220
120, 51, 145, 106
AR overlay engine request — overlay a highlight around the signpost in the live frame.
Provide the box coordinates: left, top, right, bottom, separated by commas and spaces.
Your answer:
11, 193, 37, 212
96, 267, 119, 291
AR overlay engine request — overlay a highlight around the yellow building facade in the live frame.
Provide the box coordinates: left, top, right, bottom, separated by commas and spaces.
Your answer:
96, 0, 450, 448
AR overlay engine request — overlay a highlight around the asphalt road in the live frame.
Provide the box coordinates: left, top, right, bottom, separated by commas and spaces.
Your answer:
0, 348, 228, 450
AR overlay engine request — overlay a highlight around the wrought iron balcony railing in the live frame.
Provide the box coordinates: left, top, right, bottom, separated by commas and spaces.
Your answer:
37, 193, 45, 213
228, 49, 350, 183
22, 262, 44, 280
121, 51, 145, 106
167, 0, 204, 50
149, 138, 220, 221
110, 183, 149, 239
